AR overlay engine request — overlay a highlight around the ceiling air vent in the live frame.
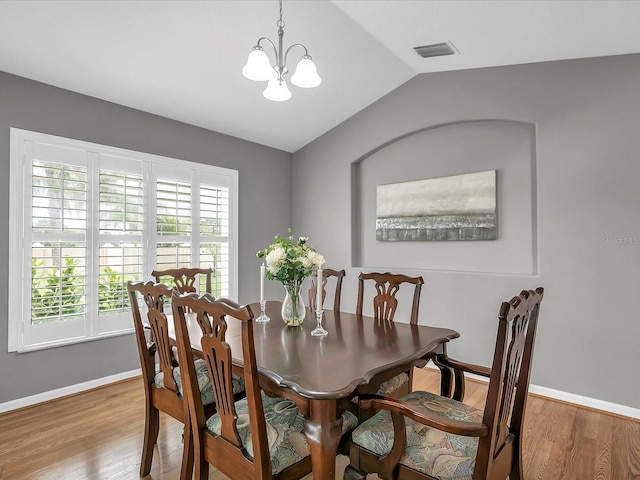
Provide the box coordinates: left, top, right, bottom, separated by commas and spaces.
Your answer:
413, 42, 456, 58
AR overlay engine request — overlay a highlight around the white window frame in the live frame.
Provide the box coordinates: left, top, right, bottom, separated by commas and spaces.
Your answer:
9, 128, 238, 353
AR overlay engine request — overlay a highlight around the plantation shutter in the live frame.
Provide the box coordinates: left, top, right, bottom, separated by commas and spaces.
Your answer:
155, 177, 192, 271
199, 183, 230, 297
151, 165, 234, 297
96, 154, 145, 333
27, 143, 89, 347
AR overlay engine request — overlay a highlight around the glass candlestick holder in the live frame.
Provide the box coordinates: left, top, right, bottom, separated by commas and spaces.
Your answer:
311, 308, 328, 336
255, 300, 270, 323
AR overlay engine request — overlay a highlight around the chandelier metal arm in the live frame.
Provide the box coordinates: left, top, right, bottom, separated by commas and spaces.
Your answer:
255, 36, 278, 61
284, 43, 310, 68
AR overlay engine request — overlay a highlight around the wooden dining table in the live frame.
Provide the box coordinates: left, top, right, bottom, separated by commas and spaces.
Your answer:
180, 300, 459, 480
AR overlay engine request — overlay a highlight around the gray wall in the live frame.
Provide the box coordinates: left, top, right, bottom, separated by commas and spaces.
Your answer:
0, 71, 292, 403
292, 54, 640, 409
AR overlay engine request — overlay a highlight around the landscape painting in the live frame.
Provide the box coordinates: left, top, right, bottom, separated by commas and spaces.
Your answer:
376, 170, 497, 241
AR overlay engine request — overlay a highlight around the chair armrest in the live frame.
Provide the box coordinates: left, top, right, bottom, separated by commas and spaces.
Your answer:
358, 394, 488, 438
435, 354, 491, 378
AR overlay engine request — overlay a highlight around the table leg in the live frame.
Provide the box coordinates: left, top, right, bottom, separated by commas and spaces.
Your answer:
304, 398, 343, 480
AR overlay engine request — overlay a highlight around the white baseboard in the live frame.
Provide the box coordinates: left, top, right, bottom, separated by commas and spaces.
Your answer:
527, 384, 640, 420
0, 369, 141, 414
421, 364, 640, 420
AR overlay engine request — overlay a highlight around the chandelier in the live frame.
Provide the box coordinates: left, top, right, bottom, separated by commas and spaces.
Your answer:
242, 0, 321, 101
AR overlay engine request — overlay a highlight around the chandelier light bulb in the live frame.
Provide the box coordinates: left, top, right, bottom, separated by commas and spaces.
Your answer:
291, 56, 322, 88
263, 77, 292, 101
242, 47, 274, 82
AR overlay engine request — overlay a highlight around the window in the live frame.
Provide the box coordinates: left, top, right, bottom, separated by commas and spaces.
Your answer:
9, 128, 238, 352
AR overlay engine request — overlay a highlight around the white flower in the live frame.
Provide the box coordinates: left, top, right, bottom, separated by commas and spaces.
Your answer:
299, 255, 314, 269
307, 251, 325, 269
265, 247, 286, 274
299, 236, 308, 242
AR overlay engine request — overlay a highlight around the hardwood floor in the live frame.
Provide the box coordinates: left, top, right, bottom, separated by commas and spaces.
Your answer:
0, 368, 638, 479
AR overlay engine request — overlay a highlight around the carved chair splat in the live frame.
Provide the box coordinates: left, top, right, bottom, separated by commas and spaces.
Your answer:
151, 267, 213, 295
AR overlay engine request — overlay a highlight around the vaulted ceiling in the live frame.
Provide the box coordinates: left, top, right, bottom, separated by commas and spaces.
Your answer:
1, 1, 639, 152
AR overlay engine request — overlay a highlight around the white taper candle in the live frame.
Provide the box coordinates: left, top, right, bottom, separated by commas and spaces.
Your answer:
316, 268, 322, 310
260, 264, 265, 302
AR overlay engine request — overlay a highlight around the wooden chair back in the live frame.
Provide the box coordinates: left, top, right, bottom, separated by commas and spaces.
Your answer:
474, 287, 544, 478
346, 287, 544, 480
128, 281, 178, 393
151, 267, 213, 294
127, 281, 189, 477
171, 292, 288, 480
356, 272, 424, 324
308, 268, 346, 311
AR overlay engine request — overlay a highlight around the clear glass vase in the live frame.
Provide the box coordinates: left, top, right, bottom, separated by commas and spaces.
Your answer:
281, 282, 305, 326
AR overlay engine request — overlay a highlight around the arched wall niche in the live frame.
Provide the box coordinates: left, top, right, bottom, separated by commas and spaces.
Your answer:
350, 119, 537, 275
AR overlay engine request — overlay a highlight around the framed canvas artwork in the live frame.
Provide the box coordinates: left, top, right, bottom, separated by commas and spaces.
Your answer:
376, 170, 497, 241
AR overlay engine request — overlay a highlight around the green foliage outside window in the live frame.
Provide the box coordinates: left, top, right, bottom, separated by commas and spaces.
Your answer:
31, 257, 85, 323
31, 258, 136, 322
98, 265, 137, 313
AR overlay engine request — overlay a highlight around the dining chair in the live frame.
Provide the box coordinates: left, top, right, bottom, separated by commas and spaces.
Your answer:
344, 287, 544, 480
171, 291, 314, 480
127, 281, 224, 478
355, 272, 424, 398
151, 266, 213, 294
308, 268, 346, 311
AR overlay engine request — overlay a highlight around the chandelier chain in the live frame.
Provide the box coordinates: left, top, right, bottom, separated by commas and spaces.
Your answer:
277, 0, 285, 29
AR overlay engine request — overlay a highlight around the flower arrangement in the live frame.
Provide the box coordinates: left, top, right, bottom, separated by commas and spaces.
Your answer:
256, 229, 325, 285
257, 229, 325, 326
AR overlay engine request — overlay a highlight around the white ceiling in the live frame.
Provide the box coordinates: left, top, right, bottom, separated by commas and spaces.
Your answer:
1, 1, 640, 153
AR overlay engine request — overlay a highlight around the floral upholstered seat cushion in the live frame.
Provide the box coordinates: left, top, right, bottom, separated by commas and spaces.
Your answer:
350, 390, 484, 480
154, 358, 245, 405
377, 372, 409, 395
206, 393, 359, 475
351, 371, 410, 405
